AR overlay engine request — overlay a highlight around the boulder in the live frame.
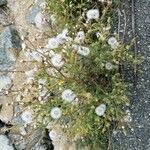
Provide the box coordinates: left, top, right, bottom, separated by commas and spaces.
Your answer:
0, 26, 21, 71
0, 0, 7, 6
26, 0, 47, 25
0, 135, 14, 150
0, 75, 12, 91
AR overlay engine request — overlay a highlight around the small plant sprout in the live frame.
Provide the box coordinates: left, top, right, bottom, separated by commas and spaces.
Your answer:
86, 9, 100, 21
50, 107, 62, 119
61, 89, 76, 103
95, 104, 106, 116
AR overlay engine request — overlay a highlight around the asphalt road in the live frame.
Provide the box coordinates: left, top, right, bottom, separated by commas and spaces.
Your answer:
112, 0, 150, 150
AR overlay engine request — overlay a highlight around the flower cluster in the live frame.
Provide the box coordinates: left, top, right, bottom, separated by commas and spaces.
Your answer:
19, 1, 134, 149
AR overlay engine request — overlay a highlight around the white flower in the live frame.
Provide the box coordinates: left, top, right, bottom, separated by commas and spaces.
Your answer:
46, 37, 60, 49
96, 32, 102, 38
105, 62, 113, 70
72, 44, 90, 56
86, 9, 99, 21
95, 104, 106, 116
74, 31, 85, 44
49, 130, 60, 141
51, 53, 65, 68
61, 89, 76, 102
77, 46, 90, 56
21, 109, 33, 124
108, 37, 119, 49
56, 28, 72, 44
50, 107, 62, 119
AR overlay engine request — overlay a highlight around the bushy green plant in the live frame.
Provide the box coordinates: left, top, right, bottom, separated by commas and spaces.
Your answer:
20, 0, 137, 149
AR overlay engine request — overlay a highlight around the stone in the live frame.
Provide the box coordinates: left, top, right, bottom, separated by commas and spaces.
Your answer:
0, 135, 14, 150
26, 5, 41, 24
0, 26, 21, 71
0, 96, 13, 123
26, 0, 48, 26
0, 0, 7, 6
0, 74, 12, 91
0, 13, 7, 26
34, 12, 50, 31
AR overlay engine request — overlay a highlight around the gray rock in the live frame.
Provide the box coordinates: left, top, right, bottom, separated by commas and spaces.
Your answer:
26, 5, 41, 24
0, 26, 21, 71
26, 0, 46, 25
12, 104, 24, 125
0, 135, 14, 150
0, 96, 13, 123
0, 0, 7, 6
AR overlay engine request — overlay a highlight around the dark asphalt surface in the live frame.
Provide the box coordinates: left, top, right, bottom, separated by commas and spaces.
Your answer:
112, 0, 150, 150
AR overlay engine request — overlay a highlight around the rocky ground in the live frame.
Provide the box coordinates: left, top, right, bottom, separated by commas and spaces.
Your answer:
0, 0, 54, 149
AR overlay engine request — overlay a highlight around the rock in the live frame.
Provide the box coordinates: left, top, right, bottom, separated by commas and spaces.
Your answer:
8, 134, 26, 150
48, 127, 76, 150
0, 135, 14, 150
12, 104, 24, 125
34, 12, 51, 31
0, 96, 13, 123
0, 26, 21, 71
34, 144, 47, 150
26, 5, 41, 24
0, 0, 7, 6
0, 75, 12, 91
0, 13, 7, 26
26, 0, 48, 26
